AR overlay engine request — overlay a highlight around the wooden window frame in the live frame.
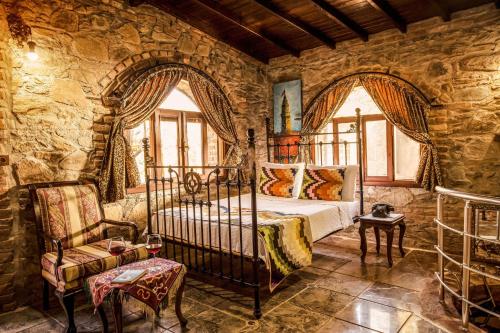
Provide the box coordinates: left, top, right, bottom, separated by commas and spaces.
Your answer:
125, 108, 224, 194
325, 115, 418, 188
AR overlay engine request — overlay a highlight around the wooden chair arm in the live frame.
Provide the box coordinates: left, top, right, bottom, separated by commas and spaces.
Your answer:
41, 233, 64, 278
102, 219, 139, 244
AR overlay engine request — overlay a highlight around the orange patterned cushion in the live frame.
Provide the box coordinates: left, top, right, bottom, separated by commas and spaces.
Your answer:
258, 167, 297, 198
36, 184, 104, 250
299, 168, 345, 201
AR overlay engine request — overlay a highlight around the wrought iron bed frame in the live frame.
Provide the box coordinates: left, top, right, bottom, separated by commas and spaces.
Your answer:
143, 109, 364, 319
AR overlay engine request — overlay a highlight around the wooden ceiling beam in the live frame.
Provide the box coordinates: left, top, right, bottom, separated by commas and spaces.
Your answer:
192, 0, 300, 57
253, 0, 336, 49
310, 0, 368, 42
366, 0, 407, 33
427, 0, 451, 21
150, 1, 270, 63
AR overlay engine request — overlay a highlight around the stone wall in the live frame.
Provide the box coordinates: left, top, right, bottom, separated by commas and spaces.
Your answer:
0, 0, 268, 311
0, 5, 16, 313
267, 4, 500, 250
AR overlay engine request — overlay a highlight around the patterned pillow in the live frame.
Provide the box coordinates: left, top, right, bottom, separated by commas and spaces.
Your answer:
258, 167, 298, 198
299, 168, 345, 201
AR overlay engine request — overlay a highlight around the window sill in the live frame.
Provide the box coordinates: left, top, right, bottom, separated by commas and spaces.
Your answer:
363, 180, 419, 188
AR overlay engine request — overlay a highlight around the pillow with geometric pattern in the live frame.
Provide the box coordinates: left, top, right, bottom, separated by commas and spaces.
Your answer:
299, 168, 345, 201
258, 166, 298, 198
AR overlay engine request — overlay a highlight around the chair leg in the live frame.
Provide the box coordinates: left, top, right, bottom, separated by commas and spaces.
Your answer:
56, 291, 77, 333
43, 279, 50, 311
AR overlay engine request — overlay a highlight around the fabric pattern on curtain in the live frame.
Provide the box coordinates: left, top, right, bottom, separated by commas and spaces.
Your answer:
99, 68, 183, 202
298, 78, 357, 162
186, 70, 241, 167
359, 75, 442, 191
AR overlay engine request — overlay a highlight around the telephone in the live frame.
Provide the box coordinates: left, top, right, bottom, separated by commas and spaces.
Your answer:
371, 203, 394, 218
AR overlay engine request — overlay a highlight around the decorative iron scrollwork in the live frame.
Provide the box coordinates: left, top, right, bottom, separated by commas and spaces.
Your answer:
184, 171, 202, 195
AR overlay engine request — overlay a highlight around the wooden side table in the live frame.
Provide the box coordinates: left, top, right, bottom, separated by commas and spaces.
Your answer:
358, 213, 406, 267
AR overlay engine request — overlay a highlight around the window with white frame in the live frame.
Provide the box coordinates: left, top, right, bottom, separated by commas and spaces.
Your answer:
316, 86, 420, 186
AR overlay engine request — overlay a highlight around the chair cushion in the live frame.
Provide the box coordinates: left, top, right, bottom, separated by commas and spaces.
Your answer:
41, 239, 148, 289
36, 184, 104, 250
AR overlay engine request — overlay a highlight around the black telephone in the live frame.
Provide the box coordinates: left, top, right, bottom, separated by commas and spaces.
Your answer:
371, 203, 394, 218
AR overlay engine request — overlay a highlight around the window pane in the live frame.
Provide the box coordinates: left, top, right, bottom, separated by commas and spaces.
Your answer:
315, 122, 334, 166
128, 120, 150, 184
207, 124, 219, 165
338, 122, 358, 165
394, 127, 420, 180
160, 119, 178, 167
187, 120, 203, 173
335, 86, 382, 117
365, 120, 388, 177
159, 88, 200, 112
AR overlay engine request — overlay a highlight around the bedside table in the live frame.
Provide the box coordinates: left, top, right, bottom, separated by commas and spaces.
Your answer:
358, 213, 406, 267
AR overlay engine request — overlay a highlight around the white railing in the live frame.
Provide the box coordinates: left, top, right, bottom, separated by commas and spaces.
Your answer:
435, 186, 500, 329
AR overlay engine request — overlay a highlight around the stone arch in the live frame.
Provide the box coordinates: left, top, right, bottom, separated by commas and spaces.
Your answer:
99, 50, 237, 110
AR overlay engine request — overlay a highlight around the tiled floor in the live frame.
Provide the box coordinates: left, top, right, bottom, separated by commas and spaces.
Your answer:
0, 236, 487, 333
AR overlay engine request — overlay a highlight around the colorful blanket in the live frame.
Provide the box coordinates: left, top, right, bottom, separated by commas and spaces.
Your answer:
85, 258, 186, 312
160, 206, 313, 291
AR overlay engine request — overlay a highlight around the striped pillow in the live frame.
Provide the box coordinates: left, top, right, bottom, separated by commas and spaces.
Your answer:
258, 167, 298, 198
299, 168, 345, 201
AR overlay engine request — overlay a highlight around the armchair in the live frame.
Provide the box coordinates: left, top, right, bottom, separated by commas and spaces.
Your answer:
28, 180, 147, 333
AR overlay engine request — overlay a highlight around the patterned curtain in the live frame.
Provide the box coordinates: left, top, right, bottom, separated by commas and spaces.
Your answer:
187, 71, 241, 167
299, 78, 357, 162
359, 75, 442, 191
99, 69, 183, 202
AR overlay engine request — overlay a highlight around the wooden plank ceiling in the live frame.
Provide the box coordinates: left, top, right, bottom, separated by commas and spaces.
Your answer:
128, 0, 498, 63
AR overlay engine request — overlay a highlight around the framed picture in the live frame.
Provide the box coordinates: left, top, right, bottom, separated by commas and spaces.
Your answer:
273, 79, 302, 134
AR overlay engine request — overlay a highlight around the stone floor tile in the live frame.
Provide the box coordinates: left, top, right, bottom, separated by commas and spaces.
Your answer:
18, 318, 64, 333
168, 308, 247, 333
288, 286, 355, 316
335, 299, 411, 333
314, 271, 374, 296
311, 253, 350, 271
398, 315, 445, 333
0, 306, 50, 332
317, 318, 379, 333
156, 298, 210, 329
376, 250, 437, 291
243, 302, 329, 333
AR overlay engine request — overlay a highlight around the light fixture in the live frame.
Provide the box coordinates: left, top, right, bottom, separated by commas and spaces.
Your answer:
7, 13, 38, 61
27, 40, 38, 61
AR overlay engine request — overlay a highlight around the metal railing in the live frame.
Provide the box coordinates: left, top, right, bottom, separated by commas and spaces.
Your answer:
435, 186, 500, 329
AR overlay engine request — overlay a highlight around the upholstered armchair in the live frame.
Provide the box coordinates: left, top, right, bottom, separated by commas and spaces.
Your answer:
28, 180, 148, 333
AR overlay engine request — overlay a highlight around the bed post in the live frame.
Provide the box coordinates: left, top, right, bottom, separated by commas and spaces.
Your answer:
355, 108, 364, 216
247, 128, 262, 319
143, 138, 153, 234
265, 117, 271, 162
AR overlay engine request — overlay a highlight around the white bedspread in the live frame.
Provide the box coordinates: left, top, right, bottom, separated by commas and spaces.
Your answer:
150, 194, 358, 259
236, 194, 357, 240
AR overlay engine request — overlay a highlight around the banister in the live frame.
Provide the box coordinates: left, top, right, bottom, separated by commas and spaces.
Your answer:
435, 186, 500, 206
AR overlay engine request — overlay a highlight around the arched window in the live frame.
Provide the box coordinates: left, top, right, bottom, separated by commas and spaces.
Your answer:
316, 85, 420, 186
126, 80, 223, 188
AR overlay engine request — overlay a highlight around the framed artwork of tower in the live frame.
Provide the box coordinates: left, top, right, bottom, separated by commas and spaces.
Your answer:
273, 79, 302, 135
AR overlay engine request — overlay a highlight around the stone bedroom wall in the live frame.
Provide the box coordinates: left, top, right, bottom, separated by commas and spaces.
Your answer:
0, 0, 268, 311
266, 4, 500, 251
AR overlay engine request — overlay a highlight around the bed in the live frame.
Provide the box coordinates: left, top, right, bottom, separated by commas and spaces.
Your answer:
143, 114, 365, 318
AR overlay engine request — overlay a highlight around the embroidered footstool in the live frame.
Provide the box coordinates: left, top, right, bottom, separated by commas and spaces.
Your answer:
85, 258, 187, 333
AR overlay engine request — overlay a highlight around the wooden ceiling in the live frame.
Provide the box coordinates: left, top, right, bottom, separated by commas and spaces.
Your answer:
128, 0, 499, 63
